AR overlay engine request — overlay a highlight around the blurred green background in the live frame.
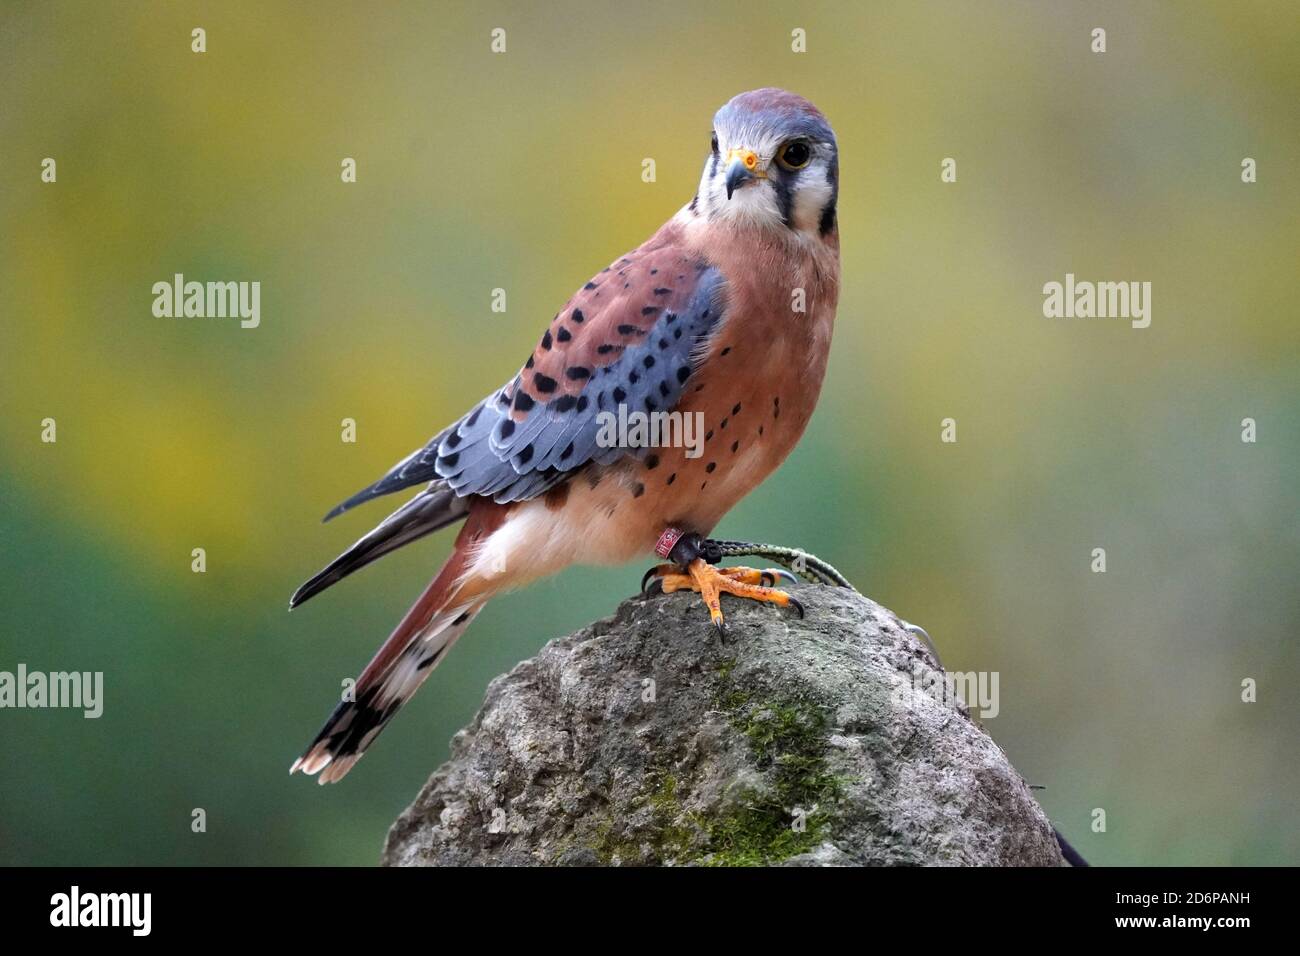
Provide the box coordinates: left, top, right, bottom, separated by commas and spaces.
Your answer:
1, 0, 1296, 866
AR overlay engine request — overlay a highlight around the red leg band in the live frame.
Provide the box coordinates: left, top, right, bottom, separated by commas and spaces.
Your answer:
654, 527, 685, 559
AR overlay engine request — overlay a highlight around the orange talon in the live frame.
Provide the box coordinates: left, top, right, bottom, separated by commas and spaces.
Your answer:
656, 572, 694, 594
687, 558, 727, 635
644, 559, 802, 636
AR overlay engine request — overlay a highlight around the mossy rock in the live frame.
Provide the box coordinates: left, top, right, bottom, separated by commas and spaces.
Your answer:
383, 586, 1064, 866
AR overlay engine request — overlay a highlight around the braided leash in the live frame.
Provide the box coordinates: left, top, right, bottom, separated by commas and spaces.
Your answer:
701, 538, 854, 589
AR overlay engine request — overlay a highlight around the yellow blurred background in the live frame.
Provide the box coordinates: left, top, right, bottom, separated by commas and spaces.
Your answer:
1, 0, 1296, 864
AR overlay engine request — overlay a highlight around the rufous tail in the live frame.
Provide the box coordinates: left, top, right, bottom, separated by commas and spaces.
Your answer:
291, 503, 507, 784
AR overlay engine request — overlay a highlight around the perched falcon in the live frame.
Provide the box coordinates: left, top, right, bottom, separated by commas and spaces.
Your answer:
290, 88, 840, 783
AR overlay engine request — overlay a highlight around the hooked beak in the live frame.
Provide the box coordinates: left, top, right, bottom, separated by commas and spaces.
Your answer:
724, 148, 762, 199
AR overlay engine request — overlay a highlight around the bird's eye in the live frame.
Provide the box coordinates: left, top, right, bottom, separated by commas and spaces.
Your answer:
777, 141, 811, 170
711, 132, 719, 155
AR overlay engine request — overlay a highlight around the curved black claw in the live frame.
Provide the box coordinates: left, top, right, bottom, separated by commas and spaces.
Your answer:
759, 568, 799, 588
786, 596, 805, 619
713, 617, 728, 643
641, 566, 663, 594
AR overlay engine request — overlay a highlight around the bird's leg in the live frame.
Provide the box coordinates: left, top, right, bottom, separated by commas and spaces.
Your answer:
642, 529, 803, 636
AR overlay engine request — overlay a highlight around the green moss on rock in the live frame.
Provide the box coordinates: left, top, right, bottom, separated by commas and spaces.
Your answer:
592, 659, 845, 866
701, 662, 845, 865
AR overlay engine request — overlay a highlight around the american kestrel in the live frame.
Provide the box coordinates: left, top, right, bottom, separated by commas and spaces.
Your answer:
290, 88, 840, 783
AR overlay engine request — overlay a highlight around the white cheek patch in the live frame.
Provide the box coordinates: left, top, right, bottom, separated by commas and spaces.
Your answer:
792, 165, 834, 233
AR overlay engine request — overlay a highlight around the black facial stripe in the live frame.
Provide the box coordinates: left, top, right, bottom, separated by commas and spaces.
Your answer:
818, 198, 837, 235
819, 152, 840, 236
772, 170, 795, 228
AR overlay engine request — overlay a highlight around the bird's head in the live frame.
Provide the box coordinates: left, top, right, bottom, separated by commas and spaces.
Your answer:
693, 88, 838, 238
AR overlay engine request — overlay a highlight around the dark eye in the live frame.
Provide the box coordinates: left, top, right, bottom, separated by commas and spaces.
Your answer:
711, 132, 719, 155
777, 141, 811, 170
